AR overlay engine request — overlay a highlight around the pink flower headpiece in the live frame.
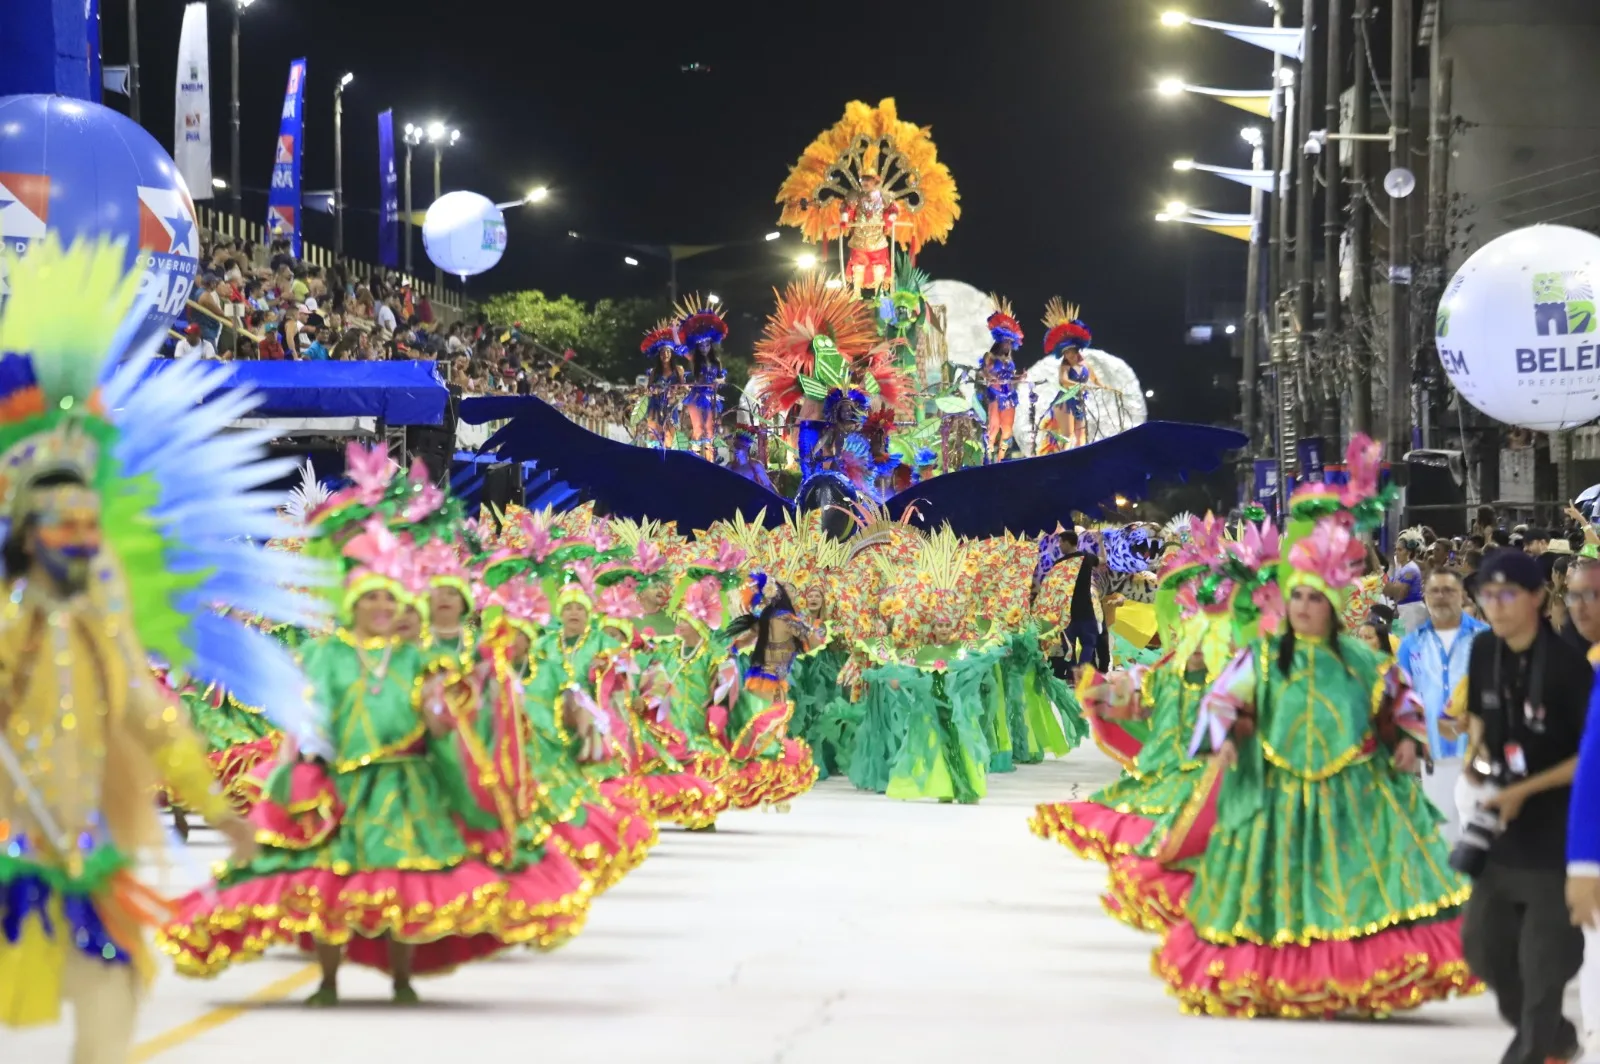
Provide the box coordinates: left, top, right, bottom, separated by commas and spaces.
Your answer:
1285, 519, 1365, 608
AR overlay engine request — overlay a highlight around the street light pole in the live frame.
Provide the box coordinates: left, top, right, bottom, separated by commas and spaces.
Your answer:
432, 145, 443, 290
1242, 130, 1266, 457
1388, 0, 1413, 478
1348, 0, 1373, 434
403, 140, 414, 275
230, 0, 246, 231
1294, 0, 1319, 436
1323, 0, 1345, 447
334, 74, 351, 259
127, 0, 141, 124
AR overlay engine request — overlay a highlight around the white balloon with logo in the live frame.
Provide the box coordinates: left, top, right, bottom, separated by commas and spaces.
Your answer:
422, 191, 507, 278
1436, 224, 1600, 431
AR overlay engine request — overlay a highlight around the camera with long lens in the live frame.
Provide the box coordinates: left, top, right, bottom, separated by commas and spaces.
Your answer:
1449, 754, 1508, 878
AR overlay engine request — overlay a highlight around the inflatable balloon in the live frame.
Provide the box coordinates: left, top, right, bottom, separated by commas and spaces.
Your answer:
422, 191, 506, 278
1436, 224, 1600, 431
0, 94, 200, 334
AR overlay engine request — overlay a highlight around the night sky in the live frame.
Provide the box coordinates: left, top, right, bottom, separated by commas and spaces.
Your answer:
104, 0, 1279, 415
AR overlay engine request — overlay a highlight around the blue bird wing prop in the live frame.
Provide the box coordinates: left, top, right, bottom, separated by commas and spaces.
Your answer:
458, 396, 794, 531
459, 398, 1242, 540
884, 422, 1246, 538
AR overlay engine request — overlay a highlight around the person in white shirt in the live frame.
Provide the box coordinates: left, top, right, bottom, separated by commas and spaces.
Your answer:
173, 322, 218, 360
376, 297, 398, 333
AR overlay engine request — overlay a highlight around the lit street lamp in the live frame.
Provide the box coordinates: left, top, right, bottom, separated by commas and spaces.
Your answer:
796, 252, 819, 270
334, 72, 353, 259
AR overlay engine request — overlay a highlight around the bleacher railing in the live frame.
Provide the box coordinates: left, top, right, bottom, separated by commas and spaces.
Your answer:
195, 204, 463, 316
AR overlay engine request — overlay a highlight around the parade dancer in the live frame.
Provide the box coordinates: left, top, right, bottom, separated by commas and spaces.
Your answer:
675, 295, 729, 461
639, 321, 684, 449
0, 237, 324, 1062
714, 575, 822, 810
163, 459, 592, 1003
1037, 299, 1100, 454
980, 296, 1024, 462
839, 168, 899, 298
1156, 486, 1476, 1017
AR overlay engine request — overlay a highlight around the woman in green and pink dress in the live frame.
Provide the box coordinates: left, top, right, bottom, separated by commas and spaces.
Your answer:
1155, 518, 1475, 1018
161, 524, 592, 1003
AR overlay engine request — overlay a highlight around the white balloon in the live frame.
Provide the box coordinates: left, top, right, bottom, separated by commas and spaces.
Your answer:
422, 191, 507, 278
1435, 224, 1600, 431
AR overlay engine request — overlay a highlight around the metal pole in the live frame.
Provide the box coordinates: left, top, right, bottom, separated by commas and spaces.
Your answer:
1242, 140, 1265, 456
1388, 0, 1413, 477
1295, 0, 1319, 434
403, 142, 413, 275
1425, 55, 1453, 270
669, 254, 678, 306
1266, 6, 1287, 319
1323, 0, 1345, 447
432, 146, 443, 291
230, 1, 242, 228
1276, 80, 1300, 455
1349, 0, 1373, 434
127, 0, 141, 124
334, 86, 344, 259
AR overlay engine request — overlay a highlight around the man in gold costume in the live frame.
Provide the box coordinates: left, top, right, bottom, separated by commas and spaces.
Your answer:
0, 236, 308, 1064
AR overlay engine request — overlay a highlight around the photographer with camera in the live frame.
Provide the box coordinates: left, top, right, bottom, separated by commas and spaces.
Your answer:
1462, 550, 1591, 1064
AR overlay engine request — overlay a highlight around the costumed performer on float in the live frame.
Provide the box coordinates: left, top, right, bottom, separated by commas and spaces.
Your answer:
0, 237, 329, 1062
675, 296, 728, 462
1154, 444, 1476, 1018
638, 320, 685, 450
980, 296, 1023, 463
162, 450, 592, 1005
1036, 299, 1102, 454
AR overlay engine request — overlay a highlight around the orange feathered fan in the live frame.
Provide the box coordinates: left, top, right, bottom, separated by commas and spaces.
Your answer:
750, 276, 879, 414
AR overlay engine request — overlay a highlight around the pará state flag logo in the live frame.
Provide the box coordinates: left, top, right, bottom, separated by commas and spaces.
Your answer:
268, 205, 297, 236
137, 185, 199, 258
1533, 270, 1597, 336
0, 172, 51, 242
276, 134, 295, 165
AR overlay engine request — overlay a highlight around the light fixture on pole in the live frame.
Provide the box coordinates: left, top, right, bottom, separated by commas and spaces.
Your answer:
623, 256, 640, 267
230, 0, 255, 231
212, 177, 228, 190
764, 231, 781, 242
1156, 77, 1275, 116
333, 72, 353, 259
796, 252, 819, 270
1158, 10, 1306, 58
1172, 156, 1275, 191
525, 186, 549, 204
402, 122, 424, 276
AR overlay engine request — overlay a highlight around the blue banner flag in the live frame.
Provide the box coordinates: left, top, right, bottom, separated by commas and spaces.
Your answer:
377, 109, 399, 267
266, 58, 306, 256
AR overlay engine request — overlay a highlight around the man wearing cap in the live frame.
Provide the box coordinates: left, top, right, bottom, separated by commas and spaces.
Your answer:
172, 322, 217, 361
1462, 549, 1592, 1064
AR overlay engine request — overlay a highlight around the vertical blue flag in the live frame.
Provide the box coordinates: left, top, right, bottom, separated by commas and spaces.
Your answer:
266, 58, 306, 256
377, 109, 399, 267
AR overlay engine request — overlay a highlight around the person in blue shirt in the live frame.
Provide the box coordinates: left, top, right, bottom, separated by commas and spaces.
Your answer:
301, 326, 331, 362
1396, 565, 1489, 844
1384, 531, 1429, 633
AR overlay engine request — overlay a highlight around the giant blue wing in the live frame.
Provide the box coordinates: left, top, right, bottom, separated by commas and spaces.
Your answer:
884, 422, 1246, 539
458, 395, 794, 531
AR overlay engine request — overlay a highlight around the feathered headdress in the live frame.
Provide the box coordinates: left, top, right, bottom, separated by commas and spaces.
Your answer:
639, 318, 681, 359
0, 234, 330, 746
283, 459, 332, 528
674, 293, 728, 347
986, 294, 1024, 347
775, 97, 960, 254
750, 276, 909, 416
1283, 433, 1395, 537
1154, 513, 1284, 677
1042, 297, 1093, 355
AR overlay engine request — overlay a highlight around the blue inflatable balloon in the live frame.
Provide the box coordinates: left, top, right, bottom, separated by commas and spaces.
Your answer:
0, 94, 200, 334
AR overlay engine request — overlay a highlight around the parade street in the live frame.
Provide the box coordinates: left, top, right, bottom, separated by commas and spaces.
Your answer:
12, 750, 1505, 1064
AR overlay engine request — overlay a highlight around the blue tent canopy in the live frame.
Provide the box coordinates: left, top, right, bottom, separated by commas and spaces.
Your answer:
133, 360, 449, 424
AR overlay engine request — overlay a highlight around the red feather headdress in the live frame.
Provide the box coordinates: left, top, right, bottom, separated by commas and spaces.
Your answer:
1042, 296, 1092, 355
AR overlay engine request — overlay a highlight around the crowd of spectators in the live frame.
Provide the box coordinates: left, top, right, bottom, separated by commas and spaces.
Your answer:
173, 230, 634, 428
